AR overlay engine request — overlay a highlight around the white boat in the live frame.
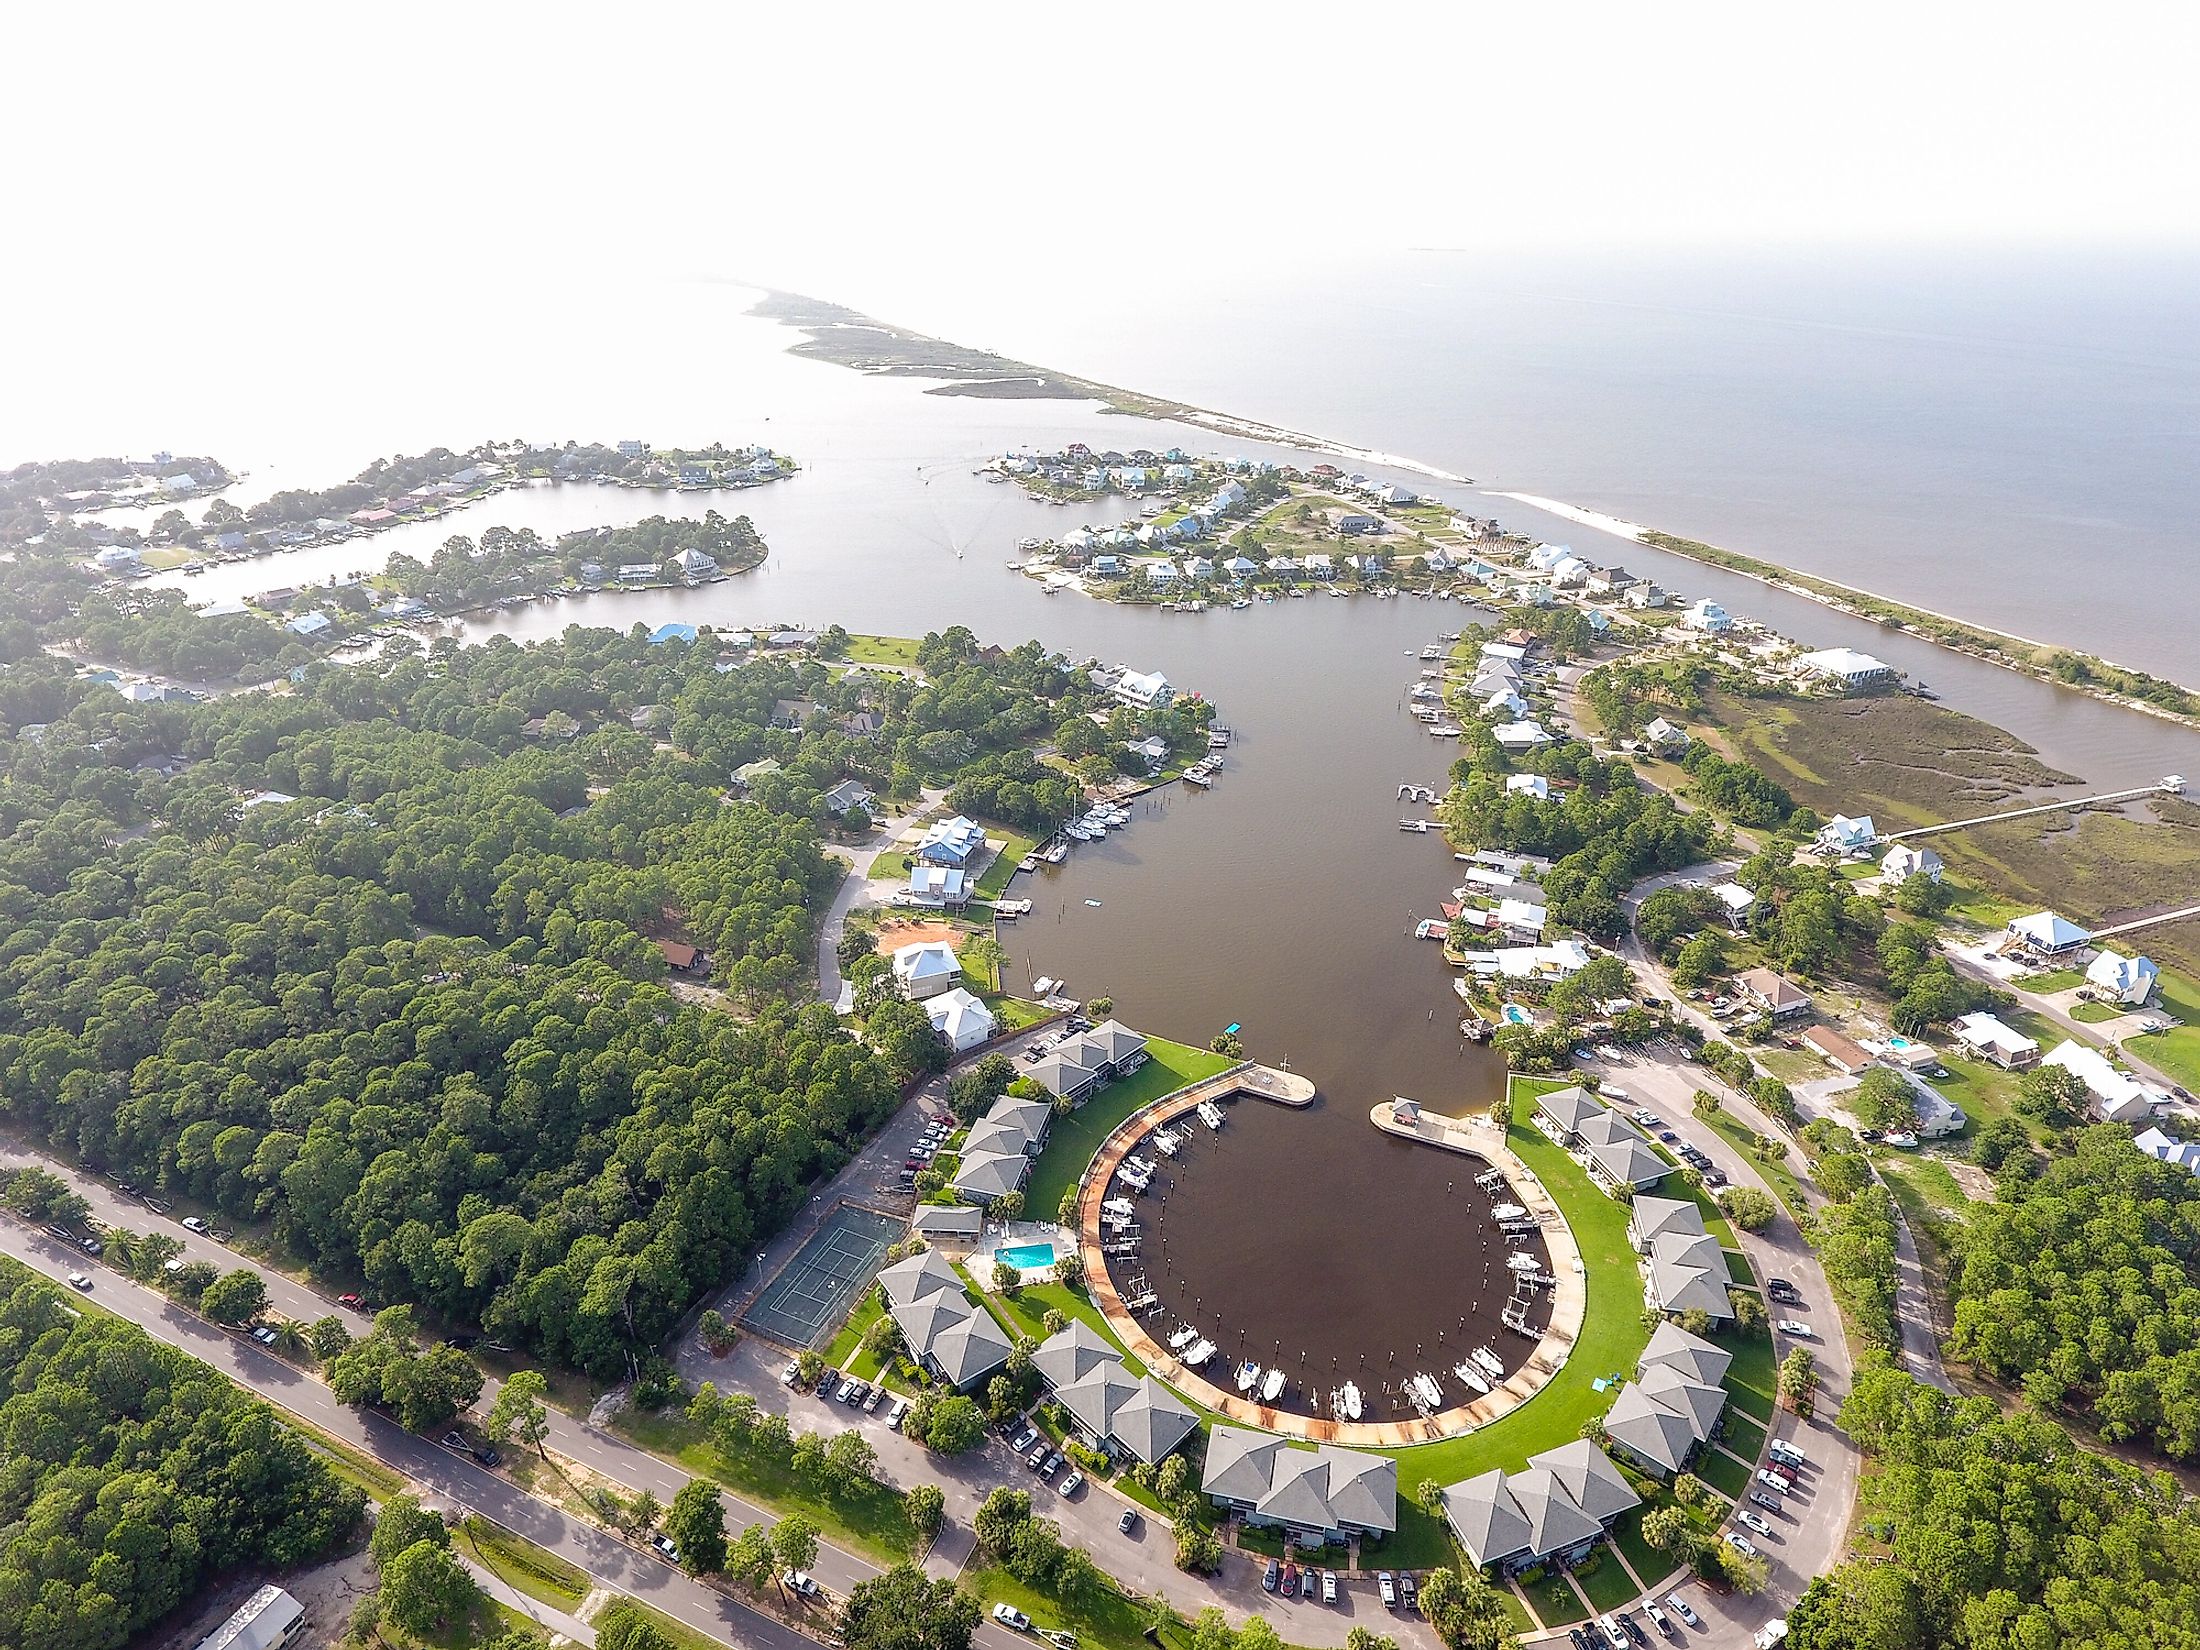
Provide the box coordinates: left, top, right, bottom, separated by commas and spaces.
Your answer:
1412, 1372, 1445, 1410
1102, 1197, 1137, 1217
1197, 1101, 1225, 1130
1153, 1132, 1180, 1157
1183, 771, 1212, 788
1507, 1252, 1541, 1272
1472, 1346, 1506, 1378
1491, 1202, 1526, 1221
1032, 976, 1058, 997
1065, 825, 1093, 842
1235, 1360, 1261, 1393
1169, 1325, 1198, 1351
1341, 1382, 1363, 1420
1125, 1154, 1156, 1176
1453, 1361, 1492, 1395
1261, 1368, 1286, 1403
1184, 1339, 1216, 1367
1043, 844, 1069, 864
1231, 598, 1250, 609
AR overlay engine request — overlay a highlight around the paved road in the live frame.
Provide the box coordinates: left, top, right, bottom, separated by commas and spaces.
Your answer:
0, 1217, 811, 1650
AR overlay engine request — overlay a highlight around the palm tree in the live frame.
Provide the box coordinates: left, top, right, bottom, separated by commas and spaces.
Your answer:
271, 1318, 310, 1361
101, 1228, 140, 1276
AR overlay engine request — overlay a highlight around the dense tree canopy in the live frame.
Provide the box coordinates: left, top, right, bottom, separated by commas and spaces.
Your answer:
1946, 1127, 2200, 1459
1791, 1366, 2200, 1649
0, 1261, 364, 1650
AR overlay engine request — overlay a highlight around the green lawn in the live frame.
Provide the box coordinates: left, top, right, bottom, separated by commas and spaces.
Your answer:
1021, 1038, 1235, 1218
2128, 966, 2200, 1090
1720, 1319, 1779, 1423
827, 1291, 885, 1368
966, 1564, 1173, 1650
841, 633, 922, 667
982, 993, 1050, 1033
457, 1516, 589, 1609
1524, 1572, 1592, 1627
1361, 1506, 1457, 1572
2069, 1000, 2120, 1023
1697, 1110, 1810, 1215
1725, 1250, 1756, 1286
2014, 968, 2086, 992
615, 1408, 919, 1562
1696, 1447, 1751, 1499
1494, 1586, 1535, 1634
1721, 1411, 1767, 1464
1380, 1121, 1648, 1489
1612, 1507, 1670, 1591
1574, 1545, 1642, 1611
976, 827, 1039, 899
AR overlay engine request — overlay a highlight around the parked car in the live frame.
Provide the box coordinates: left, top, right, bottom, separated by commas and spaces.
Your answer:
1597, 1616, 1628, 1648
1058, 1470, 1084, 1497
845, 1381, 871, 1407
181, 1216, 208, 1234
338, 1292, 364, 1309
991, 1604, 1030, 1632
1621, 1614, 1649, 1646
1726, 1532, 1759, 1558
1026, 1444, 1049, 1469
1262, 1559, 1280, 1594
1737, 1509, 1774, 1537
1398, 1572, 1416, 1609
1322, 1571, 1339, 1604
1281, 1564, 1299, 1599
1665, 1594, 1700, 1628
1010, 1425, 1038, 1453
651, 1534, 679, 1558
67, 1273, 92, 1291
1756, 1469, 1790, 1494
1767, 1278, 1800, 1303
1119, 1508, 1139, 1535
887, 1397, 910, 1430
79, 1234, 103, 1255
1642, 1599, 1673, 1637
1750, 1489, 1783, 1511
784, 1571, 820, 1599
1376, 1571, 1396, 1608
251, 1325, 278, 1345
1776, 1319, 1814, 1338
863, 1384, 886, 1412
1769, 1438, 1809, 1468
834, 1377, 855, 1402
1569, 1630, 1593, 1650
782, 1359, 803, 1387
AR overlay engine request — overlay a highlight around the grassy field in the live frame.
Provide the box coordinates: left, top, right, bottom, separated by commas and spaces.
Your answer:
1381, 1122, 1648, 1488
2069, 1000, 2120, 1023
2127, 966, 2200, 1091
964, 1564, 1208, 1650
827, 1290, 885, 1368
1574, 1545, 1643, 1610
615, 1408, 919, 1562
840, 633, 922, 667
1698, 1110, 1810, 1215
2016, 968, 2087, 992
976, 828, 1039, 899
1695, 1446, 1751, 1498
1021, 1037, 1235, 1218
1524, 1572, 1592, 1627
1721, 1411, 1767, 1464
1721, 1319, 1779, 1423
457, 1516, 590, 1609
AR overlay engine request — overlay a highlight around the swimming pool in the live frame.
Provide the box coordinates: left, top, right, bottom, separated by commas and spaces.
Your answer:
1501, 1002, 1532, 1025
997, 1242, 1058, 1270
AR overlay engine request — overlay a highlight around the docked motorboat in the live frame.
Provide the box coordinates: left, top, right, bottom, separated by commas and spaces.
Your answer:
1472, 1346, 1506, 1378
1184, 1338, 1216, 1367
1197, 1101, 1225, 1130
1152, 1131, 1181, 1157
1261, 1368, 1286, 1403
1169, 1325, 1198, 1351
1235, 1360, 1261, 1394
1102, 1197, 1137, 1217
1491, 1202, 1526, 1221
1507, 1252, 1542, 1272
1453, 1361, 1492, 1395
1340, 1382, 1363, 1420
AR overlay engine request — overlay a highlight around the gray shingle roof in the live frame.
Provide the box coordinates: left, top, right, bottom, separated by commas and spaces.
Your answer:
877, 1249, 961, 1309
1527, 1440, 1641, 1526
1640, 1321, 1732, 1387
1648, 1232, 1735, 1318
1199, 1425, 1396, 1534
1442, 1471, 1534, 1568
950, 1148, 1030, 1201
1033, 1321, 1119, 1389
1631, 1195, 1706, 1248
1603, 1383, 1699, 1474
1112, 1379, 1199, 1466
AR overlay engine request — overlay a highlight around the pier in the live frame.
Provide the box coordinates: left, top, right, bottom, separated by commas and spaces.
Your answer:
1879, 775, 2186, 843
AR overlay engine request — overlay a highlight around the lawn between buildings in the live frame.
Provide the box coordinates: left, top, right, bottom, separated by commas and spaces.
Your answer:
1020, 1037, 1237, 1219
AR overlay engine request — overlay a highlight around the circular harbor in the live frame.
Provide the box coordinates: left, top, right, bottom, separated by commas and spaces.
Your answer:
1081, 1085, 1583, 1445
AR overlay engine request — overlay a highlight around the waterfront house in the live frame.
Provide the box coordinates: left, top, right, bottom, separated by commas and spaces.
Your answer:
1110, 668, 1175, 709
1951, 1011, 2041, 1068
283, 610, 330, 637
1143, 560, 1179, 586
1184, 554, 1216, 579
1506, 774, 1551, 801
1335, 513, 1384, 536
2043, 1039, 2169, 1122
668, 547, 719, 579
616, 561, 658, 583
1442, 1441, 1639, 1576
1163, 463, 1197, 483
1683, 599, 1732, 633
1225, 555, 1258, 579
649, 622, 700, 645
1035, 1324, 1199, 1465
1210, 480, 1248, 511
1586, 566, 1638, 596
1803, 1025, 1874, 1076
1642, 717, 1690, 752
891, 940, 963, 1000
1536, 1087, 1669, 1192
1131, 734, 1172, 773
1369, 482, 1416, 505
1268, 555, 1301, 575
1493, 720, 1554, 752
1814, 814, 1879, 856
925, 988, 995, 1054
2007, 910, 2092, 957
1624, 583, 1668, 609
1526, 543, 1571, 573
1797, 647, 1894, 691
1202, 1427, 1397, 1545
2086, 949, 2159, 1006
1631, 1196, 1735, 1321
1090, 554, 1123, 576
1601, 1324, 1731, 1480
1880, 843, 1944, 883
1028, 1020, 1150, 1104
906, 864, 971, 908
1304, 553, 1336, 578
916, 814, 989, 867
825, 779, 875, 815
1483, 688, 1530, 721
876, 1251, 1011, 1389
1497, 898, 1547, 939
1735, 968, 1811, 1020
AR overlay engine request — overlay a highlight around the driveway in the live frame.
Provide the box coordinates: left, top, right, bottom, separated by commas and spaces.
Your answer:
817, 789, 947, 1006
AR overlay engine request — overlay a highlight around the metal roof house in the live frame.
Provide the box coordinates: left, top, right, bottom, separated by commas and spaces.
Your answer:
892, 940, 963, 1000
2007, 911, 2092, 956
2087, 949, 2159, 1007
1201, 1425, 1398, 1543
194, 1586, 306, 1650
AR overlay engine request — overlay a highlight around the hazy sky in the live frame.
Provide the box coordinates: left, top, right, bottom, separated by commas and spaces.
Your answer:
8, 0, 2197, 319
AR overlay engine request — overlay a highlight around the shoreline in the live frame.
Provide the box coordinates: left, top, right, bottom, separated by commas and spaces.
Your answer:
748, 287, 2195, 733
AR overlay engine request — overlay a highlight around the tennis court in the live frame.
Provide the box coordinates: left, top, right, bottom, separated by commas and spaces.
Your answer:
742, 1204, 905, 1349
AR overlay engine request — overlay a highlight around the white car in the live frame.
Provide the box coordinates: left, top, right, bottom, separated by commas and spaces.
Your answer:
67, 1272, 93, 1291
992, 1604, 1032, 1631
1737, 1509, 1774, 1537
1776, 1319, 1814, 1338
1057, 1470, 1084, 1497
781, 1360, 802, 1386
181, 1216, 208, 1234
1726, 1531, 1760, 1558
1597, 1615, 1628, 1648
1665, 1595, 1700, 1628
784, 1570, 820, 1598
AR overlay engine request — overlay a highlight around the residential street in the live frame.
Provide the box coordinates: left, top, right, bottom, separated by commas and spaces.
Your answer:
815, 789, 947, 1007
